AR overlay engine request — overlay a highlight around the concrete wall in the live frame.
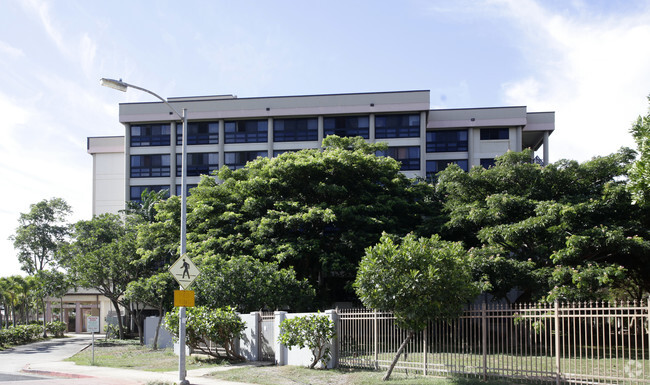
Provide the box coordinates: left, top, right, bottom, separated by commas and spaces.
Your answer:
143, 316, 174, 349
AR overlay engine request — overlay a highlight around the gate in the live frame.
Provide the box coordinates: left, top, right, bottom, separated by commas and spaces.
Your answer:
259, 312, 275, 361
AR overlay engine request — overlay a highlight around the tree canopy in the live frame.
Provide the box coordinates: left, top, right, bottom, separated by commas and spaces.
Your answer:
354, 232, 478, 380
10, 198, 71, 274
435, 148, 650, 302
142, 135, 436, 305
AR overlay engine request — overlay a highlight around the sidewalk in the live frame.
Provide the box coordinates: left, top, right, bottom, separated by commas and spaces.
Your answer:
23, 360, 258, 385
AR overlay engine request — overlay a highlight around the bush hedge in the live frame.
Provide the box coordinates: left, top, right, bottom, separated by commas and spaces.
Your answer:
0, 324, 44, 347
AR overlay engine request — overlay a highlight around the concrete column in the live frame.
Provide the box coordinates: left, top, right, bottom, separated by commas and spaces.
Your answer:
369, 114, 375, 142
515, 126, 523, 152
325, 309, 339, 369
318, 116, 324, 146
218, 120, 225, 171
268, 118, 274, 157
543, 131, 550, 165
274, 311, 287, 365
170, 121, 177, 194
420, 111, 427, 179
75, 302, 82, 333
467, 128, 475, 169
124, 123, 131, 206
45, 300, 52, 323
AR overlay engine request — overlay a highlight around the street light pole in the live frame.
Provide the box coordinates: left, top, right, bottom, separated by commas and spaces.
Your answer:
100, 78, 190, 385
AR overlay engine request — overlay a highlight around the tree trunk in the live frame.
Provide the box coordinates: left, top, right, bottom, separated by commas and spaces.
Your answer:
153, 308, 164, 350
110, 299, 125, 339
383, 331, 414, 381
41, 298, 47, 338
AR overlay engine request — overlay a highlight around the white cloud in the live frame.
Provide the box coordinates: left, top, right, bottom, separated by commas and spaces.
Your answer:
0, 40, 24, 58
496, 0, 650, 161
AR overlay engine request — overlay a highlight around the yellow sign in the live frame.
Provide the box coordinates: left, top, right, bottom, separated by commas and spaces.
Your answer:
174, 290, 195, 307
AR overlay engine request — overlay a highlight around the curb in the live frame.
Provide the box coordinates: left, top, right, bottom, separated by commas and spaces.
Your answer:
21, 366, 95, 379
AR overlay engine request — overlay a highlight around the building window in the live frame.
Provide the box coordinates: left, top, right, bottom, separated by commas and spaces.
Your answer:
129, 185, 170, 202
377, 146, 420, 171
480, 128, 509, 140
130, 155, 170, 178
375, 114, 420, 138
177, 121, 219, 145
175, 184, 198, 197
130, 124, 170, 147
324, 116, 369, 139
176, 152, 218, 177
480, 158, 496, 168
224, 151, 268, 170
273, 149, 299, 157
224, 120, 268, 143
274, 118, 318, 142
426, 130, 468, 152
426, 159, 469, 179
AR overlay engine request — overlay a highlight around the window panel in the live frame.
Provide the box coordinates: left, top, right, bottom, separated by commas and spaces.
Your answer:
426, 159, 468, 179
426, 130, 468, 152
323, 115, 369, 139
129, 185, 170, 202
176, 121, 219, 145
224, 151, 268, 170
176, 152, 219, 176
130, 154, 170, 178
175, 184, 198, 197
130, 124, 171, 147
376, 146, 420, 171
274, 118, 318, 142
375, 114, 420, 138
224, 120, 268, 143
480, 128, 509, 140
480, 158, 496, 168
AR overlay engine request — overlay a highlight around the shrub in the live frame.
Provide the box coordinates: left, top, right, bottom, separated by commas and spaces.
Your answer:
46, 321, 67, 337
164, 306, 245, 360
278, 313, 335, 369
0, 324, 45, 346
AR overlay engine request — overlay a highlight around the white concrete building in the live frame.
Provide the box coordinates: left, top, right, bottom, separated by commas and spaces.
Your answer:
89, 90, 554, 215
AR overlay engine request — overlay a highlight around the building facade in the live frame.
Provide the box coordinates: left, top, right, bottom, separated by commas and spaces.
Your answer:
88, 90, 554, 215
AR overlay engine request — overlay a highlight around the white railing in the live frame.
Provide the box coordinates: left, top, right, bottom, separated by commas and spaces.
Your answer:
338, 301, 650, 384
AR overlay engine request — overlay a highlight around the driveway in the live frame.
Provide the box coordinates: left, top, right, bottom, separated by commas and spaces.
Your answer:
0, 334, 93, 383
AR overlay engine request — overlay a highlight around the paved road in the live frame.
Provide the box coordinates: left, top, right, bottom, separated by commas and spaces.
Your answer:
0, 334, 94, 384
0, 334, 254, 385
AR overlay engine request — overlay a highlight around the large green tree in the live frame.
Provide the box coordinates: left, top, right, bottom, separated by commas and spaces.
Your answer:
10, 198, 71, 274
435, 148, 650, 302
354, 233, 478, 380
61, 214, 139, 338
187, 136, 435, 303
193, 255, 315, 312
628, 96, 650, 205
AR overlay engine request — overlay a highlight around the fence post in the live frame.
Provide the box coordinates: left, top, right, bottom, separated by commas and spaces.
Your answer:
274, 311, 287, 366
423, 323, 428, 376
482, 302, 487, 381
554, 300, 561, 385
374, 309, 379, 370
326, 309, 339, 369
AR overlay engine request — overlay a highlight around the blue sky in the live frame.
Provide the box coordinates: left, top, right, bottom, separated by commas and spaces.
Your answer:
2, 0, 650, 277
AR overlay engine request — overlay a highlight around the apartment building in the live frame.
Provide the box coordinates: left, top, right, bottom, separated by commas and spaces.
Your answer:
88, 90, 554, 215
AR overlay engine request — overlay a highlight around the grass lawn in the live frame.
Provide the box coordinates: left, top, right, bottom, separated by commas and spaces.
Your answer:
66, 339, 231, 372
207, 365, 518, 385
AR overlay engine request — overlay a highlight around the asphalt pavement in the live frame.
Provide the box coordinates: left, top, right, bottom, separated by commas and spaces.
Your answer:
0, 334, 253, 385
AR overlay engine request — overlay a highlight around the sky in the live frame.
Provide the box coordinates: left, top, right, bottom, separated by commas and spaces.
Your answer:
1, 0, 650, 277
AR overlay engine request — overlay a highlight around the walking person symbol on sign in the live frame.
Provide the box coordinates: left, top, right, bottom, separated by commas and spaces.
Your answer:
169, 254, 201, 289
182, 259, 190, 279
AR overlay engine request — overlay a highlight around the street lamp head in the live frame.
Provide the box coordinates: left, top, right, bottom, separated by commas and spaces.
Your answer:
100, 78, 128, 92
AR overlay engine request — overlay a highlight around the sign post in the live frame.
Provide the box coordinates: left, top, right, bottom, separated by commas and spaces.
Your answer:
169, 254, 200, 385
87, 316, 100, 365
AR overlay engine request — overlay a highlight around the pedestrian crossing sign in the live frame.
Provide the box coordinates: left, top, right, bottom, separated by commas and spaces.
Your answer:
169, 254, 201, 289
